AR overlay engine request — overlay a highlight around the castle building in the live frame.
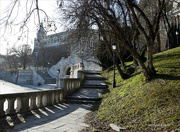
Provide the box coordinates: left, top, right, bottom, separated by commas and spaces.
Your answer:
32, 23, 99, 67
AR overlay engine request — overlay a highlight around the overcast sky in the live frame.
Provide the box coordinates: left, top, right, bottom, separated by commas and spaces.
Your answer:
0, 0, 63, 55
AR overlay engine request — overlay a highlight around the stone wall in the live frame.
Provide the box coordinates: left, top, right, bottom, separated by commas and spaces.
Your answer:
0, 70, 47, 86
17, 70, 33, 85
0, 70, 17, 83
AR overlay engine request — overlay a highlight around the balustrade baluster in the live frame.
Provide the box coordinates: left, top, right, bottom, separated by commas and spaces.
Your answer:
6, 98, 16, 114
55, 91, 60, 103
51, 91, 56, 105
69, 81, 72, 90
17, 96, 29, 112
72, 82, 74, 89
0, 99, 5, 116
30, 95, 37, 110
60, 91, 63, 101
37, 93, 44, 108
46, 92, 53, 106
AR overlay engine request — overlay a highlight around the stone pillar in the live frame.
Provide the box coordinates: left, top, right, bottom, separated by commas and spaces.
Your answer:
51, 91, 56, 105
37, 94, 44, 108
55, 91, 60, 104
30, 95, 37, 110
0, 99, 5, 117
60, 91, 63, 101
17, 96, 30, 112
46, 92, 53, 106
6, 98, 16, 114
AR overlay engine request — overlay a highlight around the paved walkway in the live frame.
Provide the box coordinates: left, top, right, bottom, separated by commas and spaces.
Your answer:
1, 71, 107, 132
0, 80, 92, 132
7, 103, 92, 132
0, 80, 56, 94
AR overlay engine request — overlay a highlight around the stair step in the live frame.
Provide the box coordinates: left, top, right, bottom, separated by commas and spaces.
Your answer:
83, 70, 101, 74
64, 70, 107, 104
66, 96, 100, 101
85, 77, 106, 80
82, 85, 108, 89
64, 99, 98, 104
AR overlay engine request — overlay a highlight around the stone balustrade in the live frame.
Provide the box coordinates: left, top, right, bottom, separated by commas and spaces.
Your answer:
0, 89, 63, 117
0, 71, 85, 117
60, 70, 85, 97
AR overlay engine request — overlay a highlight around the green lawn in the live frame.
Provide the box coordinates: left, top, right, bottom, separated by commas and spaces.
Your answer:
97, 47, 180, 131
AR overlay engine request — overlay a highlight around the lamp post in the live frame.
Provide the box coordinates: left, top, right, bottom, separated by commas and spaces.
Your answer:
56, 69, 60, 88
112, 42, 116, 88
81, 49, 84, 64
176, 31, 179, 46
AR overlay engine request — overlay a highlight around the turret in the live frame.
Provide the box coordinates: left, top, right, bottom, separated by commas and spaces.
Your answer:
37, 23, 46, 42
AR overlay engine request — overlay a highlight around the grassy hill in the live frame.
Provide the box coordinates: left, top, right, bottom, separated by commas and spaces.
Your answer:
90, 47, 180, 131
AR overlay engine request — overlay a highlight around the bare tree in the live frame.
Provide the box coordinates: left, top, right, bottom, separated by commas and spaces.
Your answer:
10, 44, 32, 69
58, 0, 166, 80
0, 0, 56, 50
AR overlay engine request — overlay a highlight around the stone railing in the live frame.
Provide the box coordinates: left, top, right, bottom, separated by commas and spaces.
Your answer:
0, 71, 85, 117
60, 71, 85, 97
0, 89, 63, 117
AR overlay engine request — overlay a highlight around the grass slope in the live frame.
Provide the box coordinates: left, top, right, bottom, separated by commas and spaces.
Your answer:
97, 47, 180, 131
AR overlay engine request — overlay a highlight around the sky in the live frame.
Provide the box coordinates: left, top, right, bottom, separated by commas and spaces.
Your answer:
0, 0, 63, 55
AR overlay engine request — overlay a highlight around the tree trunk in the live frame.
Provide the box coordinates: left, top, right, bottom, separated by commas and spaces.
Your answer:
115, 58, 128, 79
126, 45, 152, 80
147, 43, 156, 78
117, 51, 126, 68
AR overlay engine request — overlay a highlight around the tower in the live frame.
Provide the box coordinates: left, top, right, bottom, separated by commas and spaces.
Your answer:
37, 22, 46, 42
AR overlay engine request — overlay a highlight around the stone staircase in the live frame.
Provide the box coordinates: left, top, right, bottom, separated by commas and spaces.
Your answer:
64, 71, 108, 104
36, 70, 56, 84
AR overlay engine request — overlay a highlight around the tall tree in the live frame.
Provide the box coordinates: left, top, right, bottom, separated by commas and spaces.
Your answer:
58, 0, 165, 80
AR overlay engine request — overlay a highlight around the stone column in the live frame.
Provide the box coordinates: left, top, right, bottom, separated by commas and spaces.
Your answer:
51, 91, 56, 105
46, 92, 53, 106
30, 95, 37, 110
55, 91, 60, 104
37, 93, 44, 108
6, 98, 16, 114
17, 96, 30, 112
0, 99, 5, 117
60, 91, 63, 101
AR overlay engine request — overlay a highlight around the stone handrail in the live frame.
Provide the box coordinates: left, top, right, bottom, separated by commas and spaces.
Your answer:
60, 70, 85, 97
0, 89, 63, 117
0, 71, 85, 117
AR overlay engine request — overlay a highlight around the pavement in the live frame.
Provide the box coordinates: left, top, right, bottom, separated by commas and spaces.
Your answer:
0, 80, 56, 94
0, 80, 93, 132
0, 72, 106, 132
6, 103, 92, 132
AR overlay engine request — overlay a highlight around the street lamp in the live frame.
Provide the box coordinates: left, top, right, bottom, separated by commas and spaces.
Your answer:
81, 49, 84, 70
57, 69, 60, 88
81, 49, 84, 64
176, 31, 179, 46
112, 42, 116, 88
